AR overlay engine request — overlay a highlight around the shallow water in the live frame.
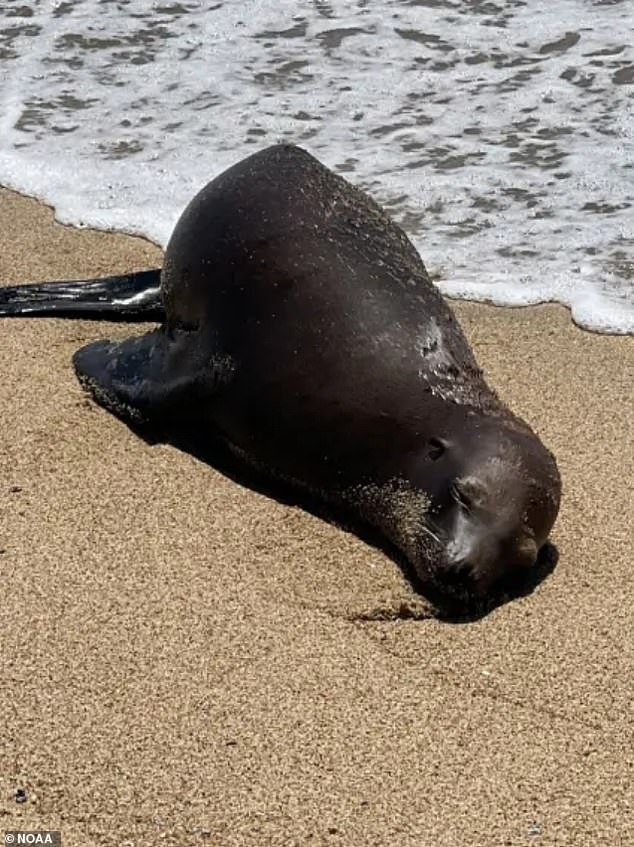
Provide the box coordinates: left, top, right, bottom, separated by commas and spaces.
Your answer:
0, 0, 632, 333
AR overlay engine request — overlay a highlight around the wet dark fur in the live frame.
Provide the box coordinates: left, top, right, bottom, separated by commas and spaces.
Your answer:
0, 144, 562, 612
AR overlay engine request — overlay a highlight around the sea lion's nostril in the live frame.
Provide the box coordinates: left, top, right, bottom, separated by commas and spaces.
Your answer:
515, 537, 538, 569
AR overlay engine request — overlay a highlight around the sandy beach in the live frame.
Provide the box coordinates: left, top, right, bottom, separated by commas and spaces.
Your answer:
1, 185, 632, 846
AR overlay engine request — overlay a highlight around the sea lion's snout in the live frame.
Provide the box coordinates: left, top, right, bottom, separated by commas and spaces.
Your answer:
420, 421, 562, 608
426, 472, 545, 605
437, 532, 540, 601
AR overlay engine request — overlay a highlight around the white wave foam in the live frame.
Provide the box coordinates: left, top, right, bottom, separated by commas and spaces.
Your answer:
0, 0, 632, 334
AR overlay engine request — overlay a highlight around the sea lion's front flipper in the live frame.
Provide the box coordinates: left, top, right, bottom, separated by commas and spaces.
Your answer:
73, 328, 235, 426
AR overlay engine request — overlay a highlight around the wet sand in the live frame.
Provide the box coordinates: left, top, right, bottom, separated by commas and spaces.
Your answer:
1, 186, 632, 846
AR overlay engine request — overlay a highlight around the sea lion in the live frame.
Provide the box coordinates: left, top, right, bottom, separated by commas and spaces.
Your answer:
0, 143, 561, 608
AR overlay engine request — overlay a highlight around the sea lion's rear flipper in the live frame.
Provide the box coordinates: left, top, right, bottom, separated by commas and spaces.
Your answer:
0, 269, 163, 321
73, 328, 235, 426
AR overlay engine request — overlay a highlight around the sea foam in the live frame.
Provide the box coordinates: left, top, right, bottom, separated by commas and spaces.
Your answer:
0, 0, 632, 333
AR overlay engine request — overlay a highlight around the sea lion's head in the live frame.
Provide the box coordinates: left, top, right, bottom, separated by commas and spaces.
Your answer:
413, 418, 561, 607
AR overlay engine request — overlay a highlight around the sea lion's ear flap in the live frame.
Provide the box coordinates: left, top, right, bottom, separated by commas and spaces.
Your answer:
453, 475, 488, 509
427, 436, 449, 460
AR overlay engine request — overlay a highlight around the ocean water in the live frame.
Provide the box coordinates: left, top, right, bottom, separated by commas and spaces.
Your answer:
0, 0, 632, 334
